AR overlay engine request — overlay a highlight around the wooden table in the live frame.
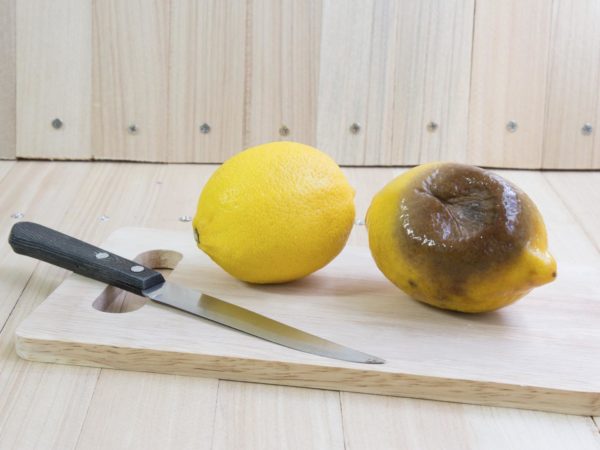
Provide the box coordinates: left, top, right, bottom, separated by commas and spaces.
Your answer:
1, 161, 599, 449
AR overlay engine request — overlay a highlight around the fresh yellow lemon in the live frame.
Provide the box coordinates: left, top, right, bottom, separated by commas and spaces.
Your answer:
193, 141, 355, 284
366, 162, 556, 313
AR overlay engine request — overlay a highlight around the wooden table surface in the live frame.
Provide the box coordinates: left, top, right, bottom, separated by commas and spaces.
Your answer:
1, 161, 599, 450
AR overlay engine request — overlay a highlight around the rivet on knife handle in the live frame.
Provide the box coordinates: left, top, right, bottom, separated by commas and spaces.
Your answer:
9, 222, 165, 296
9, 222, 385, 365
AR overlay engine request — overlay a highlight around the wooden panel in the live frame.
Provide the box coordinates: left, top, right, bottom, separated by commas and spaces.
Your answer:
3, 163, 600, 447
212, 382, 344, 450
0, 163, 96, 449
341, 169, 600, 449
244, 0, 321, 148
74, 165, 220, 448
0, 0, 15, 159
316, 0, 381, 165
92, 0, 169, 161
343, 167, 396, 246
14, 221, 600, 414
76, 371, 217, 449
0, 163, 169, 448
341, 394, 600, 450
16, 0, 91, 159
317, 0, 473, 165
0, 161, 14, 182
468, 0, 552, 168
0, 163, 90, 325
168, 0, 246, 162
543, 0, 600, 168
546, 172, 600, 429
544, 172, 600, 251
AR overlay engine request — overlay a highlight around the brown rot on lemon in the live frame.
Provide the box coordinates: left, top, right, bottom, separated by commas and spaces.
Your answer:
366, 162, 556, 313
192, 141, 355, 284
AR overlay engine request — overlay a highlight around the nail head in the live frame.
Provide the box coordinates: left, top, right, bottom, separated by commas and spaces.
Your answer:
279, 125, 290, 137
199, 123, 211, 134
506, 120, 518, 133
51, 118, 63, 129
427, 121, 439, 132
128, 124, 138, 135
582, 123, 593, 136
350, 123, 361, 134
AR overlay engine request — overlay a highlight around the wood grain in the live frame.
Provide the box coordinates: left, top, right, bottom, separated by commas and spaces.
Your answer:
543, 0, 600, 168
92, 0, 169, 161
341, 394, 600, 450
0, 0, 15, 159
0, 163, 167, 449
245, 0, 321, 149
468, 0, 552, 168
544, 172, 600, 430
0, 161, 14, 181
340, 169, 600, 449
0, 163, 96, 449
73, 164, 221, 449
168, 0, 246, 162
0, 163, 90, 326
2, 163, 600, 447
317, 0, 473, 165
75, 371, 217, 449
543, 171, 600, 258
12, 1, 600, 167
16, 0, 91, 159
15, 223, 600, 415
213, 382, 344, 450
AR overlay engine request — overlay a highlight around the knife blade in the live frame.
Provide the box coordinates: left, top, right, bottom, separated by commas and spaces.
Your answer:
9, 222, 384, 364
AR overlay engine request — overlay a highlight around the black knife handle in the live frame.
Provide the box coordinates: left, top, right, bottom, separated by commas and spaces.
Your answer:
9, 222, 165, 296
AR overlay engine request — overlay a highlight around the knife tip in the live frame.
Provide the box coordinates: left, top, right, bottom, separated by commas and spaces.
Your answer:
365, 356, 385, 364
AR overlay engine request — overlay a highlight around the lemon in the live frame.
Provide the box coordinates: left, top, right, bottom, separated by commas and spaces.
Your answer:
366, 162, 556, 313
193, 141, 355, 284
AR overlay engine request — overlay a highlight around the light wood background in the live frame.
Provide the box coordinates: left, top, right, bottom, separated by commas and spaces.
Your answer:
3, 0, 600, 167
2, 161, 600, 448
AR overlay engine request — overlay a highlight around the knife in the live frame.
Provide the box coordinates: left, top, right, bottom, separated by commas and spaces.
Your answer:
9, 222, 384, 364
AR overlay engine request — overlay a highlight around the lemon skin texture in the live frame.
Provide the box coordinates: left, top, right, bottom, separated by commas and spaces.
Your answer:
193, 141, 355, 284
366, 162, 556, 313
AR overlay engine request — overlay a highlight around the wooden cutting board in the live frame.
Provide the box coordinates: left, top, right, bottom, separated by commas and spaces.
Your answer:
15, 227, 600, 415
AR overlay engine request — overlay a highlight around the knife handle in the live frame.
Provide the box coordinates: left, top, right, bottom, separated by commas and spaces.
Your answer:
9, 222, 165, 296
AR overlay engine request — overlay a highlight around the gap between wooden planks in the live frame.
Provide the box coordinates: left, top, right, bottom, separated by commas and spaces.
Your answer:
1, 162, 600, 449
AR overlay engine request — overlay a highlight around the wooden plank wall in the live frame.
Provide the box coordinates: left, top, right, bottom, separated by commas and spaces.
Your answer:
11, 0, 600, 167
16, 0, 91, 159
0, 0, 16, 159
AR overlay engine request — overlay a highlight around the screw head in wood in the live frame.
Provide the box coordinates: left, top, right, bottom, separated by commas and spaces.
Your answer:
354, 218, 365, 226
128, 124, 138, 135
582, 123, 593, 136
51, 118, 63, 129
179, 215, 192, 222
199, 123, 211, 134
506, 120, 518, 133
350, 123, 361, 134
99, 215, 110, 222
10, 212, 24, 219
427, 121, 439, 132
130, 265, 144, 273
279, 125, 290, 137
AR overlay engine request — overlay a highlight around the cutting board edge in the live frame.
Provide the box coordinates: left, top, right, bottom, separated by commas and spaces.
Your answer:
14, 332, 600, 416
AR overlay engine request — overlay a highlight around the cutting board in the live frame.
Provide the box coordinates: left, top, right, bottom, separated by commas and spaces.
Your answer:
15, 227, 600, 415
